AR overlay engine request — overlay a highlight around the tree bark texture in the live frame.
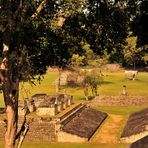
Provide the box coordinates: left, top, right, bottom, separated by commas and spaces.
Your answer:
0, 20, 19, 147
3, 80, 19, 148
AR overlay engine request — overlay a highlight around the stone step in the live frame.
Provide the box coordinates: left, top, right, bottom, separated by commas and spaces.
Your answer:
59, 103, 85, 125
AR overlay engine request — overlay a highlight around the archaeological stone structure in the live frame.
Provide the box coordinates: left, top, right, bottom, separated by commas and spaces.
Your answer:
17, 93, 73, 116
90, 95, 148, 107
0, 103, 108, 143
121, 108, 148, 143
35, 94, 73, 116
57, 105, 108, 142
130, 135, 148, 148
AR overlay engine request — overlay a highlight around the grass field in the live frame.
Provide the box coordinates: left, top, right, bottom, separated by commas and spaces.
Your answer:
94, 106, 145, 115
99, 72, 148, 95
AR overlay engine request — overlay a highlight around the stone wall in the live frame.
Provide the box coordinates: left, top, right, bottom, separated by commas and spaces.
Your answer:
102, 64, 123, 72
0, 118, 56, 142
90, 95, 148, 107
120, 131, 148, 143
36, 107, 58, 116
25, 118, 56, 142
57, 131, 87, 142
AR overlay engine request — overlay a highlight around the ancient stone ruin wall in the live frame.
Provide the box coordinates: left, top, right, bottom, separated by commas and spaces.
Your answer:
120, 108, 148, 143
0, 118, 56, 142
25, 118, 56, 142
121, 131, 148, 143
90, 95, 148, 107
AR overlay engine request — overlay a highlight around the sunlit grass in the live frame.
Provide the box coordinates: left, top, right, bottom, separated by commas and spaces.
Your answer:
94, 106, 145, 115
99, 72, 148, 95
19, 72, 59, 98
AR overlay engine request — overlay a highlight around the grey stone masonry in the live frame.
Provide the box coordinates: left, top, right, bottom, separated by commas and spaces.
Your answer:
90, 95, 148, 107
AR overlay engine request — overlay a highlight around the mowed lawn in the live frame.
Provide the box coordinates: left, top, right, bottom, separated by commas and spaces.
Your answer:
99, 72, 148, 95
0, 71, 148, 107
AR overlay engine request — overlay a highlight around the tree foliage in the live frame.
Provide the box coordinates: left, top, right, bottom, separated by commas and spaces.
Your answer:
123, 35, 147, 69
84, 0, 129, 63
127, 0, 148, 47
82, 70, 103, 96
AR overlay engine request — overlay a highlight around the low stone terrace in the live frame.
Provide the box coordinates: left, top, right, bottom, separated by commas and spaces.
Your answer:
130, 136, 148, 148
121, 108, 148, 143
57, 105, 108, 142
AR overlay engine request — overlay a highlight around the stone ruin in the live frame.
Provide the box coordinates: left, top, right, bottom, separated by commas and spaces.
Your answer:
120, 108, 148, 143
55, 71, 84, 87
56, 104, 108, 142
18, 98, 36, 115
18, 93, 74, 117
130, 135, 148, 148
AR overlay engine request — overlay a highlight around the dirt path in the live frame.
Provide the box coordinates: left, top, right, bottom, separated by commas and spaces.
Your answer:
91, 114, 128, 143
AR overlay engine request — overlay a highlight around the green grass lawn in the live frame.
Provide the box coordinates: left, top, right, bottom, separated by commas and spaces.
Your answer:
99, 72, 148, 95
94, 106, 145, 115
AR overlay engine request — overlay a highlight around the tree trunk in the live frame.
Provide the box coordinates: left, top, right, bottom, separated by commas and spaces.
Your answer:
5, 105, 18, 148
133, 61, 136, 70
0, 1, 48, 147
1, 31, 19, 148
3, 78, 19, 148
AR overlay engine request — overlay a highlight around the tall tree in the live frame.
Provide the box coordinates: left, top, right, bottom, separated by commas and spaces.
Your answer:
126, 0, 148, 67
1, 1, 75, 147
0, 0, 87, 147
128, 0, 148, 47
0, 0, 62, 147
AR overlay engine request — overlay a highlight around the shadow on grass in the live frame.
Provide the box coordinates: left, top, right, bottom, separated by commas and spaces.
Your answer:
88, 96, 95, 101
78, 96, 95, 101
101, 81, 114, 85
61, 84, 80, 89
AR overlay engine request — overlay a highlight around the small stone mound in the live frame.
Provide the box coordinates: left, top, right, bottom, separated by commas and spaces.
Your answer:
62, 107, 108, 140
39, 96, 57, 107
121, 108, 148, 143
31, 94, 47, 108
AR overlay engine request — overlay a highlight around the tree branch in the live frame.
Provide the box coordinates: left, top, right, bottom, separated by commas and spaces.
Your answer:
1, 0, 47, 33
31, 0, 47, 19
16, 121, 30, 148
15, 100, 30, 148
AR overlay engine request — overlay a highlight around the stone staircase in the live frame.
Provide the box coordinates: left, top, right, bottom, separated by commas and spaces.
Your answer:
59, 103, 85, 125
